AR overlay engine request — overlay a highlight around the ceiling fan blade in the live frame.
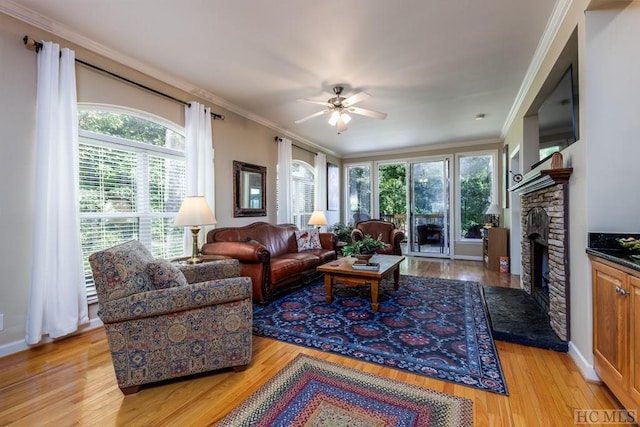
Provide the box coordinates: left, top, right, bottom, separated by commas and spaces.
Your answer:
294, 109, 331, 124
347, 106, 387, 120
342, 91, 370, 107
336, 117, 348, 133
299, 98, 333, 107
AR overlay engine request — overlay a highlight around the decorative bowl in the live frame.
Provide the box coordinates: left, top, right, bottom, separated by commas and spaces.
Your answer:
617, 237, 640, 253
354, 254, 374, 262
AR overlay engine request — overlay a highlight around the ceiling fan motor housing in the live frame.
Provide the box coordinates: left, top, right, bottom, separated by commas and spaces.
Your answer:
329, 87, 345, 107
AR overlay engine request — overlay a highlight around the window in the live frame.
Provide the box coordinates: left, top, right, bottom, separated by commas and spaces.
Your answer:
457, 152, 497, 239
291, 160, 315, 229
78, 107, 186, 301
345, 163, 372, 224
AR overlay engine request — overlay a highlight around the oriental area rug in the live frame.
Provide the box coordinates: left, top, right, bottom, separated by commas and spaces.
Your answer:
253, 275, 508, 395
217, 354, 473, 427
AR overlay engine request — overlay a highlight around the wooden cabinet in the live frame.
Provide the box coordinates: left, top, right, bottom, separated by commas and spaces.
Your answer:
631, 275, 640, 406
482, 227, 508, 271
591, 258, 640, 411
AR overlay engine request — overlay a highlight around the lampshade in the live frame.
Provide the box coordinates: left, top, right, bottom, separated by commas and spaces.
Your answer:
485, 204, 501, 215
308, 210, 328, 228
174, 196, 217, 226
328, 110, 340, 126
328, 110, 351, 127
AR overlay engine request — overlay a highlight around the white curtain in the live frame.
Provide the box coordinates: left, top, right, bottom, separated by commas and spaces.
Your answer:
26, 42, 88, 345
314, 152, 327, 211
277, 138, 293, 224
184, 101, 214, 253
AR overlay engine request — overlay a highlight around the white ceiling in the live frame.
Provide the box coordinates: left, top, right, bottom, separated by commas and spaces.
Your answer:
6, 0, 558, 157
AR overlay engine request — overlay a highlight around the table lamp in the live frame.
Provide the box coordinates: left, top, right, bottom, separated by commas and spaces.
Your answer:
485, 204, 501, 228
174, 196, 217, 264
308, 210, 328, 231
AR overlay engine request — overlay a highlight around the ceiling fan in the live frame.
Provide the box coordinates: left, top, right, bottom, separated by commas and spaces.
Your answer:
295, 86, 387, 133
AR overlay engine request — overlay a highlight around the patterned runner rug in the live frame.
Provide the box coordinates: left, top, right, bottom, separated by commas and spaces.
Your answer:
253, 275, 507, 395
218, 354, 473, 426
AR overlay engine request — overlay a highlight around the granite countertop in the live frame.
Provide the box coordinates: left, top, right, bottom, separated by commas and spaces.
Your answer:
587, 232, 640, 272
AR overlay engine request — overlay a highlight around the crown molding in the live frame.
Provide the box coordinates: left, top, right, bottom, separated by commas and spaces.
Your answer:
341, 137, 502, 160
0, 0, 337, 157
500, 0, 573, 139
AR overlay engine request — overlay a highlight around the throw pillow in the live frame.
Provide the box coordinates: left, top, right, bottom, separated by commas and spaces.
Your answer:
146, 260, 188, 289
295, 228, 322, 251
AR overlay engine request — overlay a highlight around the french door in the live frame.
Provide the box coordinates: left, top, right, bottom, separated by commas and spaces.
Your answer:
407, 158, 451, 257
373, 159, 450, 257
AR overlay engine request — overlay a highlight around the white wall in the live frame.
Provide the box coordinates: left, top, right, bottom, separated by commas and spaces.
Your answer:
563, 138, 589, 371
585, 3, 640, 232
0, 17, 37, 348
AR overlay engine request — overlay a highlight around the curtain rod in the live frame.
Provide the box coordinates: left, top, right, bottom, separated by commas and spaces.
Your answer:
23, 35, 224, 120
274, 136, 319, 155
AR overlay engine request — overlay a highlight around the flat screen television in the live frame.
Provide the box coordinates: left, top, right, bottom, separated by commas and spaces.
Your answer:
536, 64, 579, 163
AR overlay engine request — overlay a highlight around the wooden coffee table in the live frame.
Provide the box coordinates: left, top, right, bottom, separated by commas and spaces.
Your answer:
316, 254, 405, 312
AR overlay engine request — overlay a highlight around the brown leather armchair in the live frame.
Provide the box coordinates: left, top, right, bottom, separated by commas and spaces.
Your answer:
351, 219, 405, 256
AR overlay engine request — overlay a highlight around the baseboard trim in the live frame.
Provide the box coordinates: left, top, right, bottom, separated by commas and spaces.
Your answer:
569, 341, 601, 382
454, 255, 483, 261
0, 317, 103, 358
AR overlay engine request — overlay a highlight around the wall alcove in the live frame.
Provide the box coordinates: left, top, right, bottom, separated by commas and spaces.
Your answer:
524, 28, 579, 171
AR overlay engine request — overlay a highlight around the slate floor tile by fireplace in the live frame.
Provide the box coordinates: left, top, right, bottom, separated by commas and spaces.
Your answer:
483, 286, 568, 352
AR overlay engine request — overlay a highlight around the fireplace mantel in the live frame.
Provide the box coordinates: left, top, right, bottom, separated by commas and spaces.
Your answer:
509, 168, 573, 195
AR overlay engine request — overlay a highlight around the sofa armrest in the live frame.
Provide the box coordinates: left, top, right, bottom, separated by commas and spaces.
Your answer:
351, 229, 364, 241
177, 259, 241, 284
201, 240, 269, 263
98, 276, 252, 324
391, 229, 405, 245
319, 232, 337, 250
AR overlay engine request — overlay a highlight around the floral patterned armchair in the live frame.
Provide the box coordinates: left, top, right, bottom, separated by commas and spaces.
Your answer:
89, 240, 253, 394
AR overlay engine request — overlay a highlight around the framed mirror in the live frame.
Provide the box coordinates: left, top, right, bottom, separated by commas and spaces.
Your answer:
233, 160, 267, 217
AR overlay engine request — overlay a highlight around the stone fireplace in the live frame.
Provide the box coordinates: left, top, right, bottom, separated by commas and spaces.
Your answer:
513, 168, 572, 341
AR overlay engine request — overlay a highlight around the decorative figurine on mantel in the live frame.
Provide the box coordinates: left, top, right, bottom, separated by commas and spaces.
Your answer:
551, 152, 563, 169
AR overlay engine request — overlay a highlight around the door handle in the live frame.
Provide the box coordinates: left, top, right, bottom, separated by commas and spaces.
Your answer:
615, 286, 630, 296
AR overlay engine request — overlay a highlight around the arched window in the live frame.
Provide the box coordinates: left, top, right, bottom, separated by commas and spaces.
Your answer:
78, 106, 186, 300
291, 160, 315, 229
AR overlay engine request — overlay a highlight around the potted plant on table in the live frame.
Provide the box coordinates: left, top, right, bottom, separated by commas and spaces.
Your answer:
331, 222, 354, 245
341, 234, 387, 261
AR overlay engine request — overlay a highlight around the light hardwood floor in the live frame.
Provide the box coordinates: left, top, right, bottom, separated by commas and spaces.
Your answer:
0, 257, 622, 426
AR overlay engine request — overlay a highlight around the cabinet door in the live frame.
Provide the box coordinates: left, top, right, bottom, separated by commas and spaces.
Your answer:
592, 261, 628, 385
630, 275, 640, 405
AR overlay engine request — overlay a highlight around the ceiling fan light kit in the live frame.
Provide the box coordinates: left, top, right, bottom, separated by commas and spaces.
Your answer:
296, 85, 387, 133
328, 110, 350, 126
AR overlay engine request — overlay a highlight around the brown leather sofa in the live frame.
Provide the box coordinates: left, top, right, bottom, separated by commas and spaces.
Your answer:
201, 222, 337, 303
352, 219, 405, 256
